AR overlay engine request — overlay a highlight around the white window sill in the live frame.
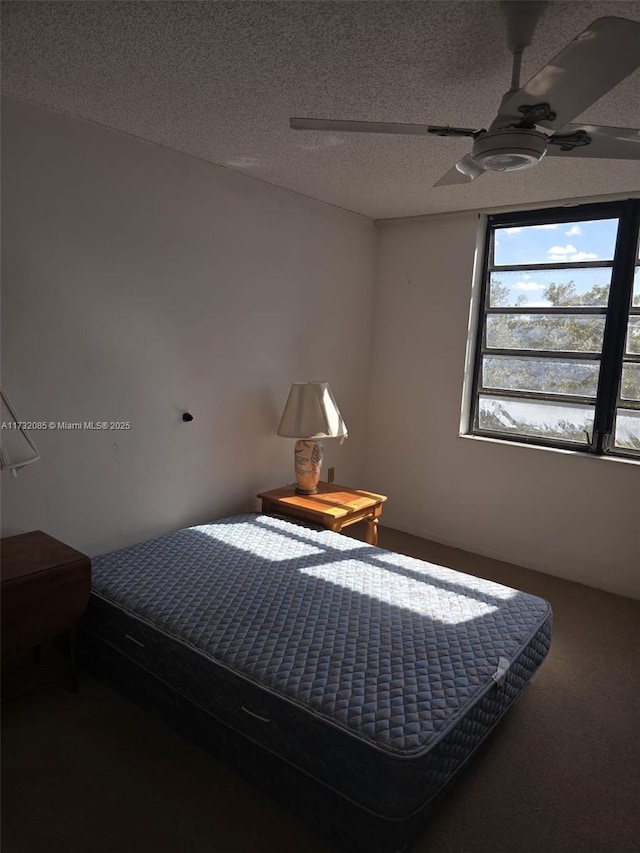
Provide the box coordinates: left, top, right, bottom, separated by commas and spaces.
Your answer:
458, 432, 640, 467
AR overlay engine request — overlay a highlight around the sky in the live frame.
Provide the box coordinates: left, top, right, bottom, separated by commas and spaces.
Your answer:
492, 218, 619, 307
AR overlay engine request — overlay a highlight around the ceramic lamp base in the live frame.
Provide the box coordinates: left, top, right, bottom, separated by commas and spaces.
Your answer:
294, 439, 323, 495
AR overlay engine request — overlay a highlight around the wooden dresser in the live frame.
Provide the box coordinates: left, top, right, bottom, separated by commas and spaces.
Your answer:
1, 531, 91, 680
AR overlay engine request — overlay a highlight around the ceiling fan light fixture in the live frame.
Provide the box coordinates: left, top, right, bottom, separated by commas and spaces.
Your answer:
477, 150, 542, 171
472, 129, 547, 172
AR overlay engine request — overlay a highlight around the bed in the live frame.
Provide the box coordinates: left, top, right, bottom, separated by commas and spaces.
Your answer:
79, 512, 552, 852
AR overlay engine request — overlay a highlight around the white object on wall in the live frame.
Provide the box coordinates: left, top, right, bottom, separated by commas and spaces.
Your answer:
0, 388, 40, 477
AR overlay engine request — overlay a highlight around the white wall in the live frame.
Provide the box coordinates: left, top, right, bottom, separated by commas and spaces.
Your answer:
1, 98, 376, 555
366, 213, 640, 600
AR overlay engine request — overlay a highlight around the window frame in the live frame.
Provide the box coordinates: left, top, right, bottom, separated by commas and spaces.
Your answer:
469, 198, 640, 459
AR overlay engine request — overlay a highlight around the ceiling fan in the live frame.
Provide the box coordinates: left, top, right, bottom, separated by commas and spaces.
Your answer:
289, 2, 640, 187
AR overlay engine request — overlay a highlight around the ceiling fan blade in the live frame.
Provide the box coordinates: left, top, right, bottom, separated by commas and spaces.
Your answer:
434, 155, 486, 187
290, 118, 480, 138
546, 124, 640, 159
498, 17, 640, 131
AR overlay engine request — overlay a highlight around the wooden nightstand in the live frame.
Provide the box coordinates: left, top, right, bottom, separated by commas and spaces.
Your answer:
1, 531, 91, 689
258, 483, 387, 545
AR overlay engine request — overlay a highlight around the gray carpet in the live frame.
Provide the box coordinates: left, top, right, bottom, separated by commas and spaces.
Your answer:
2, 526, 639, 853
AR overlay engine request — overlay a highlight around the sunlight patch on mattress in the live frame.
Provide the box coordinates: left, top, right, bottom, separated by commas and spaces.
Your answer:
299, 562, 503, 623
197, 526, 325, 561
372, 551, 521, 600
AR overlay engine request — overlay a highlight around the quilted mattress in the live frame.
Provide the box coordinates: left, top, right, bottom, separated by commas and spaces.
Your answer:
81, 513, 552, 846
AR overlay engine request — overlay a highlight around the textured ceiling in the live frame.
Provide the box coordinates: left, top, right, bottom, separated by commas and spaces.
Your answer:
2, 0, 640, 219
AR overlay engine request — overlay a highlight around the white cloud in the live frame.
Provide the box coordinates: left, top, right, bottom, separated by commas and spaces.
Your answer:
568, 251, 598, 262
500, 224, 557, 235
514, 281, 544, 291
546, 241, 599, 263
566, 224, 582, 236
526, 300, 552, 307
548, 248, 599, 262
549, 244, 577, 255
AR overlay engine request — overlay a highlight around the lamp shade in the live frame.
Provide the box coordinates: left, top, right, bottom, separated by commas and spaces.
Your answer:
277, 381, 347, 440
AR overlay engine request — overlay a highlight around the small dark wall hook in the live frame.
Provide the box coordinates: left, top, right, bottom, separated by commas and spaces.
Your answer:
182, 412, 194, 422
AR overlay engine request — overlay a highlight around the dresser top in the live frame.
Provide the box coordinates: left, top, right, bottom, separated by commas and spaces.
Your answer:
1, 531, 90, 583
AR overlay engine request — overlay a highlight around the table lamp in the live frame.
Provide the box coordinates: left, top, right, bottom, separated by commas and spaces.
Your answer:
277, 381, 348, 494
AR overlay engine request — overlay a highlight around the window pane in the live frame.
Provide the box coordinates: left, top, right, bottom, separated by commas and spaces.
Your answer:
494, 218, 619, 266
489, 268, 611, 308
478, 395, 594, 443
483, 355, 599, 397
614, 409, 640, 450
620, 363, 640, 402
633, 268, 640, 307
486, 315, 605, 352
627, 317, 640, 355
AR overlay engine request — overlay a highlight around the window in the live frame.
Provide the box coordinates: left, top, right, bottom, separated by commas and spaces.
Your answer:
469, 199, 640, 459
